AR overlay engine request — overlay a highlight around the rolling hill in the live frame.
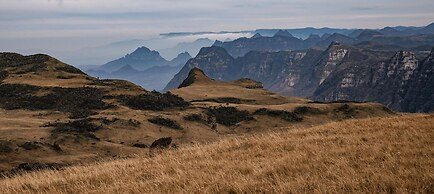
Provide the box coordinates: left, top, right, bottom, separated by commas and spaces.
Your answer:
0, 52, 396, 174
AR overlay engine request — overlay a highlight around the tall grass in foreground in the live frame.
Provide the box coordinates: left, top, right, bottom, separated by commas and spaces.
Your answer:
1, 114, 433, 193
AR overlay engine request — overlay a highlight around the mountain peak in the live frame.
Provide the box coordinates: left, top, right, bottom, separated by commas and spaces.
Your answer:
251, 33, 263, 38
131, 46, 152, 54
425, 22, 434, 30
177, 51, 192, 58
99, 46, 169, 72
197, 46, 232, 58
172, 51, 192, 60
306, 34, 321, 40
356, 30, 383, 40
126, 46, 164, 59
381, 27, 398, 32
170, 51, 192, 65
178, 67, 212, 88
212, 40, 224, 47
273, 30, 294, 38
327, 41, 343, 48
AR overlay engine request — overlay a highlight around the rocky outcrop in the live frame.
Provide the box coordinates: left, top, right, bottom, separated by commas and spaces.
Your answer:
178, 67, 213, 88
164, 46, 323, 94
163, 46, 234, 91
312, 48, 431, 112
402, 47, 434, 112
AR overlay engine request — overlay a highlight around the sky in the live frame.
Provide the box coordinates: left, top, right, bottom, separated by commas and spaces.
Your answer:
0, 0, 434, 64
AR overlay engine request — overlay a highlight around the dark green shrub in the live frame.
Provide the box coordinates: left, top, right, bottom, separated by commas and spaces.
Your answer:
0, 71, 7, 82
46, 119, 102, 140
0, 141, 13, 153
334, 104, 357, 118
0, 84, 110, 119
118, 91, 189, 111
293, 106, 323, 115
148, 117, 182, 130
19, 142, 41, 150
183, 114, 204, 122
192, 97, 255, 104
48, 119, 102, 133
207, 106, 253, 126
254, 108, 303, 122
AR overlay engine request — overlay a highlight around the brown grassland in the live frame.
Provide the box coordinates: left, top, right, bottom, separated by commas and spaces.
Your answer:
1, 114, 433, 194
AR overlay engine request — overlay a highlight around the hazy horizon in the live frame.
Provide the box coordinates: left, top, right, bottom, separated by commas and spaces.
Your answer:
1, 0, 434, 65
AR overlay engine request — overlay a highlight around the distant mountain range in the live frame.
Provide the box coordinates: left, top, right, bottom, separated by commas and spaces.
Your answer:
94, 47, 191, 73
164, 42, 434, 112
86, 47, 191, 90
158, 38, 214, 59
213, 23, 434, 57
85, 22, 434, 110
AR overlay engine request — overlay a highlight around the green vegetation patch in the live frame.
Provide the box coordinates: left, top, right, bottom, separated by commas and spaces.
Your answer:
192, 97, 255, 104
117, 91, 189, 111
254, 108, 303, 122
148, 117, 182, 130
293, 106, 324, 115
45, 118, 103, 140
0, 84, 110, 119
207, 106, 253, 126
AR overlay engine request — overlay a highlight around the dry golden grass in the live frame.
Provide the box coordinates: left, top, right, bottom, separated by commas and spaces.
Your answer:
171, 69, 307, 105
1, 114, 433, 194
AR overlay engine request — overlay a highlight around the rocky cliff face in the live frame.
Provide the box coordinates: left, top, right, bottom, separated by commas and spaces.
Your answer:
402, 48, 434, 112
214, 34, 306, 58
312, 47, 432, 112
164, 46, 323, 95
163, 47, 234, 91
166, 44, 433, 112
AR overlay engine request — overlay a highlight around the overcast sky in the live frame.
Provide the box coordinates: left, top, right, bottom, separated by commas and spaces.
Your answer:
1, 0, 434, 54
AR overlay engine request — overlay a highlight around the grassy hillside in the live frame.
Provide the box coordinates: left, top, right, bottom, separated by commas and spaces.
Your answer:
0, 53, 396, 173
1, 114, 433, 194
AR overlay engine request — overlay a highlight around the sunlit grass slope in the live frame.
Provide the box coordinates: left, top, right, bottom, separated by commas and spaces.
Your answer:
1, 114, 433, 194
